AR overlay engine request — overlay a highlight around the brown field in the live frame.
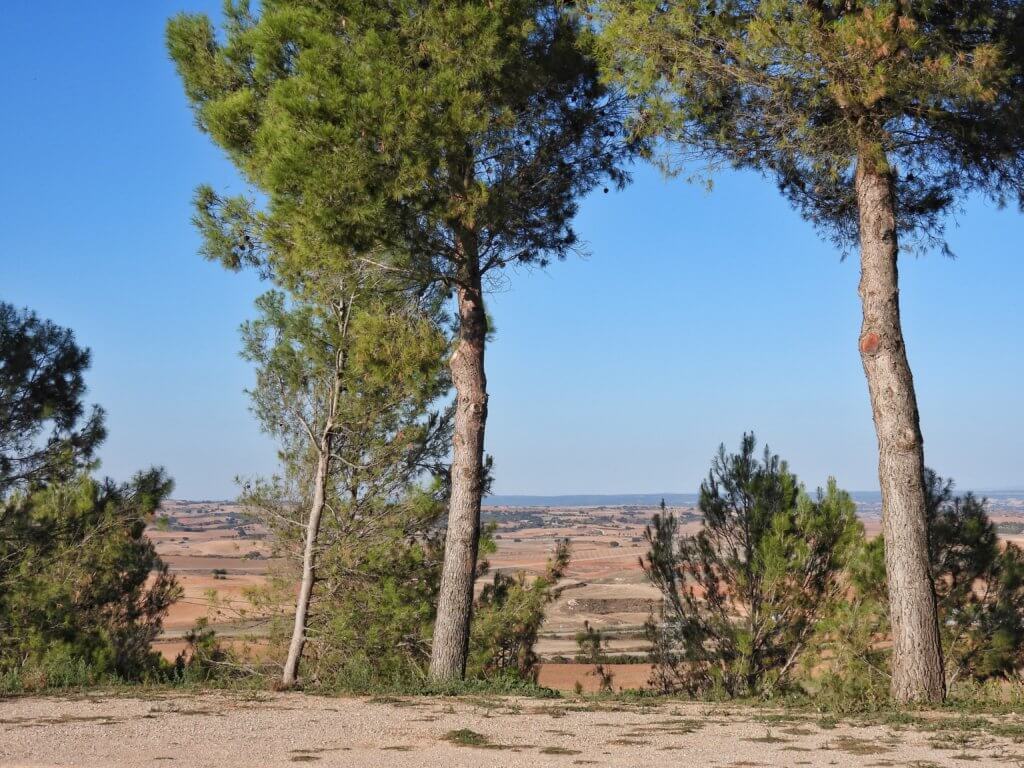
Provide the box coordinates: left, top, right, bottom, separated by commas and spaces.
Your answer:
150, 497, 1024, 691
151, 501, 676, 673
537, 663, 654, 692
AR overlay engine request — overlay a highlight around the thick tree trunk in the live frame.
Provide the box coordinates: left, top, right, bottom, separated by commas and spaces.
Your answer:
429, 261, 488, 682
281, 446, 330, 689
855, 151, 945, 704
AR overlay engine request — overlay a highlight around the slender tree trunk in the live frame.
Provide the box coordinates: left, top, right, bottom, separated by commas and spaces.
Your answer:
281, 445, 330, 689
430, 256, 488, 681
855, 150, 945, 704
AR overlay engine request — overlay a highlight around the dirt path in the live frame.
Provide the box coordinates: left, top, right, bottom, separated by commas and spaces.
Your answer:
1, 691, 1020, 767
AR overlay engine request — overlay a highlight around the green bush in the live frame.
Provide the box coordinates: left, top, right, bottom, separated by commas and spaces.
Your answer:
805, 470, 1024, 709
0, 471, 181, 690
644, 434, 861, 698
469, 538, 570, 681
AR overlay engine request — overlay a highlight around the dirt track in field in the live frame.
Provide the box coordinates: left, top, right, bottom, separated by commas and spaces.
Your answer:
3, 691, 1022, 767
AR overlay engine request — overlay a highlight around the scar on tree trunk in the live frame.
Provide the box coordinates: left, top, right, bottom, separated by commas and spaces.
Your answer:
429, 264, 488, 681
855, 148, 945, 704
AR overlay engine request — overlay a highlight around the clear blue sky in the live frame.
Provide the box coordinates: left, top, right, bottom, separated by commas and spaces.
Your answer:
2, 2, 1022, 499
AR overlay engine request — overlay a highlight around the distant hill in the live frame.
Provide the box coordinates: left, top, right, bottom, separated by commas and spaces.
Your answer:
484, 493, 698, 507
483, 489, 1024, 515
482, 492, 892, 507
170, 488, 1022, 511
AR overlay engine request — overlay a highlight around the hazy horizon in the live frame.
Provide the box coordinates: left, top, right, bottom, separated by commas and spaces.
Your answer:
170, 488, 1024, 506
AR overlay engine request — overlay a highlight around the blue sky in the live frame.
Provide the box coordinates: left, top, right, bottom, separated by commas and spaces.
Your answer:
2, 2, 1022, 499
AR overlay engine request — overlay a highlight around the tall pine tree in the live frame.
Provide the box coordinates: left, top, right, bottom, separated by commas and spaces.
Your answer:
167, 0, 630, 679
240, 278, 450, 688
597, 0, 1024, 702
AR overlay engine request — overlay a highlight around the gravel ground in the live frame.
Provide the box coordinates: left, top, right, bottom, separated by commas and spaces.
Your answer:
1, 691, 1021, 767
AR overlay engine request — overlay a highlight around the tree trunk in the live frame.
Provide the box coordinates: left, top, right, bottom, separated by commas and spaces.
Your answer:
855, 150, 945, 704
281, 446, 330, 689
429, 260, 488, 682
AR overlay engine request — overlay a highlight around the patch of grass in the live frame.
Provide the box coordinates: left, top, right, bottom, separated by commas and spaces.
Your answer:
650, 717, 704, 734
825, 736, 892, 756
441, 728, 517, 750
870, 711, 926, 730
539, 746, 582, 755
754, 713, 803, 725
744, 728, 789, 744
989, 721, 1024, 741
534, 705, 569, 718
929, 727, 994, 762
367, 696, 421, 707
443, 729, 491, 747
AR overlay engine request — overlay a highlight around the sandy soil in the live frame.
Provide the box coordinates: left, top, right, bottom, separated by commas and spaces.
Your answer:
2, 691, 1019, 767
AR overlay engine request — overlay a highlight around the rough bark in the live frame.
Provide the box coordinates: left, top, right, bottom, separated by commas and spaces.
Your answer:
429, 254, 488, 681
281, 445, 330, 689
855, 150, 945, 704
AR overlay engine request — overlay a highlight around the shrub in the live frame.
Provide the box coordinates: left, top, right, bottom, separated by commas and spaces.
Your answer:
644, 433, 860, 698
172, 618, 238, 684
926, 472, 1024, 686
0, 471, 181, 688
805, 470, 1024, 707
468, 539, 571, 681
575, 620, 615, 692
299, 501, 447, 690
799, 532, 891, 711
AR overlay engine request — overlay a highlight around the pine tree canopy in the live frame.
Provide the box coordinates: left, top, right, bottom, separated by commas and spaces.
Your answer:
167, 0, 631, 287
0, 303, 106, 496
597, 0, 1024, 247
240, 282, 451, 501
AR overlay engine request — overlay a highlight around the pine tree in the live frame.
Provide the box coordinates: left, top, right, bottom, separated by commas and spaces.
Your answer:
810, 470, 1024, 703
597, 0, 1024, 702
167, 0, 630, 680
0, 303, 105, 496
925, 473, 1024, 687
644, 434, 860, 697
0, 470, 181, 685
469, 538, 570, 680
0, 306, 178, 687
239, 274, 450, 688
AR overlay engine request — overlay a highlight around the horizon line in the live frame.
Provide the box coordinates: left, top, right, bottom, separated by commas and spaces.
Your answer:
167, 487, 1024, 505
